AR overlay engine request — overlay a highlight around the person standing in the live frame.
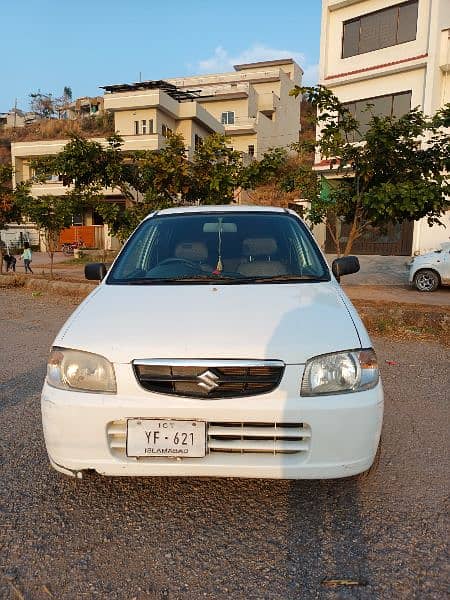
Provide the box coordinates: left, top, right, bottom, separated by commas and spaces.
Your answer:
22, 242, 33, 274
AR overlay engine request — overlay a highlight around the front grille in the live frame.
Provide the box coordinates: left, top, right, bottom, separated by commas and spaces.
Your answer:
106, 420, 311, 459
207, 422, 311, 454
133, 360, 285, 398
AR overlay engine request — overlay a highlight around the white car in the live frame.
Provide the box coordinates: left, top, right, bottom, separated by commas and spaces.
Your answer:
409, 242, 450, 292
41, 206, 383, 480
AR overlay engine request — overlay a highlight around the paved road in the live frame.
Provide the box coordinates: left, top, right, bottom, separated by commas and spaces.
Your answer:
0, 289, 448, 600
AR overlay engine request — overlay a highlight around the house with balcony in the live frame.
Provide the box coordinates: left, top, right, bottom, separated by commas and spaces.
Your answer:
100, 80, 223, 159
10, 82, 224, 250
167, 58, 303, 158
317, 0, 450, 255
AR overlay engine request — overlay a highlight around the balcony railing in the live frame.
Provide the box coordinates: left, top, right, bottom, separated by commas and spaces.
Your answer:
223, 116, 257, 132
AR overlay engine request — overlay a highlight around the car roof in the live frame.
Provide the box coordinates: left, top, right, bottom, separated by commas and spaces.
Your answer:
145, 205, 288, 219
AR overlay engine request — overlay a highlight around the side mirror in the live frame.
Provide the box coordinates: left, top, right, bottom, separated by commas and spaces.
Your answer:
85, 263, 107, 281
332, 256, 360, 282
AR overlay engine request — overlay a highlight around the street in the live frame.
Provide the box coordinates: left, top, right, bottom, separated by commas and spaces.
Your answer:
0, 288, 448, 599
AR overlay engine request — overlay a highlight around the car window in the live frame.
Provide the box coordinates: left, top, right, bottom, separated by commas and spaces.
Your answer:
107, 212, 330, 284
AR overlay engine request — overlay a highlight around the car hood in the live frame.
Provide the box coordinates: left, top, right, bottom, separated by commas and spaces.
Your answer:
56, 282, 362, 365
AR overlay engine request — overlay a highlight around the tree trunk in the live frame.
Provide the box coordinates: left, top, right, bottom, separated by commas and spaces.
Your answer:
50, 252, 54, 279
326, 214, 341, 256
343, 208, 363, 255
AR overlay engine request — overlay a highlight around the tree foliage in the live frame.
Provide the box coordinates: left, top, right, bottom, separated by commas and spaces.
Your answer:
0, 164, 17, 230
29, 91, 56, 119
29, 86, 74, 119
0, 164, 20, 272
15, 185, 81, 276
30, 132, 290, 242
290, 85, 450, 255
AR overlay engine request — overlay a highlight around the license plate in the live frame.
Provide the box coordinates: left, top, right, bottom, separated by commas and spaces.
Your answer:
126, 419, 206, 458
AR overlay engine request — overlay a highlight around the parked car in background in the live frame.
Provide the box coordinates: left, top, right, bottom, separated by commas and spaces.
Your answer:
409, 242, 450, 292
41, 206, 383, 481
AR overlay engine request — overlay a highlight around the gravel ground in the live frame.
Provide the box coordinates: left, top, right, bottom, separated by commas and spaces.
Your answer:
0, 289, 448, 600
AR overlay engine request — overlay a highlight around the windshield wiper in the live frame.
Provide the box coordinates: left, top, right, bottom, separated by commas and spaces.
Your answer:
113, 275, 236, 285
237, 274, 328, 283
112, 274, 328, 285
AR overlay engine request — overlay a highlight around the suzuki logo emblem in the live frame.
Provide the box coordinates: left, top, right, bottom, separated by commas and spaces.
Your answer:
197, 370, 220, 392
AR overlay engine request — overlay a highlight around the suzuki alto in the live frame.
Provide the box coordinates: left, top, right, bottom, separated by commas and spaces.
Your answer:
41, 206, 383, 479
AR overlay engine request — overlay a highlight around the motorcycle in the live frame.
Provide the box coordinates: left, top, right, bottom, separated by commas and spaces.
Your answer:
61, 239, 85, 256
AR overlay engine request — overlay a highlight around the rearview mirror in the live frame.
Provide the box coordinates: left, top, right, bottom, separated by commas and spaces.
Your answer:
331, 256, 360, 282
203, 222, 237, 233
85, 263, 107, 281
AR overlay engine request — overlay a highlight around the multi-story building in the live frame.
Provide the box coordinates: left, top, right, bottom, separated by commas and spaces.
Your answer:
168, 58, 302, 158
317, 0, 450, 255
10, 82, 224, 249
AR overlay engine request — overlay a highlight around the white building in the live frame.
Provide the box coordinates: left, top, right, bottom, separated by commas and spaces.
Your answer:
317, 0, 450, 255
168, 59, 302, 159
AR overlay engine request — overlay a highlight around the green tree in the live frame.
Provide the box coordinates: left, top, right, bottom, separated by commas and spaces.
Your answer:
95, 133, 191, 242
15, 185, 79, 277
29, 132, 302, 245
29, 91, 55, 119
0, 164, 20, 273
290, 85, 450, 255
186, 134, 244, 204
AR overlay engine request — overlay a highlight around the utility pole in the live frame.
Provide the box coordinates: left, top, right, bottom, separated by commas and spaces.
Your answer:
13, 98, 17, 128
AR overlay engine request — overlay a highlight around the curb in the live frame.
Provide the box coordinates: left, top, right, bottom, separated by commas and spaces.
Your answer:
0, 274, 96, 297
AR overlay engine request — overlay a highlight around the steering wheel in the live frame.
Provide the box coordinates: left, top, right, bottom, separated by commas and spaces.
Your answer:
156, 257, 200, 270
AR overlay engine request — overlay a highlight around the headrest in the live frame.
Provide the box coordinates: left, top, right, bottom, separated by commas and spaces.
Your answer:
242, 237, 278, 257
174, 242, 208, 262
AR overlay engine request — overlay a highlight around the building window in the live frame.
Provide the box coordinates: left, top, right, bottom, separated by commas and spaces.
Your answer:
194, 134, 203, 151
342, 0, 418, 58
248, 144, 255, 156
149, 119, 154, 134
71, 214, 84, 226
162, 124, 172, 137
221, 111, 235, 125
342, 91, 412, 141
141, 120, 147, 134
134, 120, 139, 135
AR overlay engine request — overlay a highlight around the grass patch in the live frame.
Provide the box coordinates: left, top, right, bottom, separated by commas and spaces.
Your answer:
60, 255, 92, 265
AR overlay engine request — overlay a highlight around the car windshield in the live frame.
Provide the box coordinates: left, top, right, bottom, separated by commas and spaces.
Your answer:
107, 211, 330, 285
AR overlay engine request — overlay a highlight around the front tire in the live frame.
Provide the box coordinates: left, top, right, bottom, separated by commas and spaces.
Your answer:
414, 269, 440, 292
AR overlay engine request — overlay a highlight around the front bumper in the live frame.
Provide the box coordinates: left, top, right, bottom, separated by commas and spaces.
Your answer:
41, 367, 384, 479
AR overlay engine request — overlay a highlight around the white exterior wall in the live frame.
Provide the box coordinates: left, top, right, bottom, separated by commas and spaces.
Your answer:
319, 0, 450, 255
167, 60, 302, 159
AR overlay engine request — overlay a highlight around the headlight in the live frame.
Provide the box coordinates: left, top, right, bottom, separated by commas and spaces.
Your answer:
47, 347, 116, 393
301, 349, 379, 396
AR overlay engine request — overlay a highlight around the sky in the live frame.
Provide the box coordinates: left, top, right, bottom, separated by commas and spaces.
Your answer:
0, 0, 322, 112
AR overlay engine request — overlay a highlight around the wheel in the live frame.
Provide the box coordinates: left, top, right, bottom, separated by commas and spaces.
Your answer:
414, 269, 440, 292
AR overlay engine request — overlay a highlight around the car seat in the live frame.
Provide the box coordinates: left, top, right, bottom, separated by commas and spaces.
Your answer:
237, 238, 287, 276
174, 242, 212, 272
